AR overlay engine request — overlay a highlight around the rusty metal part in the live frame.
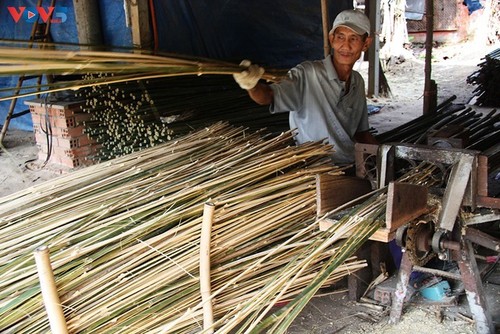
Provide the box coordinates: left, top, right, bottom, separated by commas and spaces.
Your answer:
412, 265, 462, 281
404, 220, 436, 266
389, 253, 412, 324
456, 240, 495, 333
391, 237, 495, 334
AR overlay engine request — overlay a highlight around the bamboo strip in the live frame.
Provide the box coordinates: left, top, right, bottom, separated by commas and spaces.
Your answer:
0, 46, 284, 102
200, 202, 215, 334
34, 245, 68, 334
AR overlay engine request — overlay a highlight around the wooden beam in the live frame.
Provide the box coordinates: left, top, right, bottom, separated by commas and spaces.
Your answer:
366, 0, 380, 97
423, 0, 437, 114
321, 0, 331, 58
127, 0, 153, 49
73, 0, 103, 48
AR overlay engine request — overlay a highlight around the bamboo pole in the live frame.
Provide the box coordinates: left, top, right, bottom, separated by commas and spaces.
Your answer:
200, 202, 215, 333
321, 0, 330, 57
34, 245, 68, 334
423, 0, 436, 114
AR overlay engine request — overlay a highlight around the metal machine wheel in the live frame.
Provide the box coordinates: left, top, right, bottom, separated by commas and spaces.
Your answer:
402, 220, 436, 266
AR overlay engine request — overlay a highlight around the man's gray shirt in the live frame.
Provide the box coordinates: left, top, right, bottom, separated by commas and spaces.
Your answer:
270, 55, 369, 164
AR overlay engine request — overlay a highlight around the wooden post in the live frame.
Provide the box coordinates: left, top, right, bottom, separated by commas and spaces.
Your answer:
423, 0, 437, 114
321, 0, 330, 57
34, 245, 68, 334
200, 202, 215, 333
126, 0, 153, 50
73, 0, 103, 49
366, 0, 381, 97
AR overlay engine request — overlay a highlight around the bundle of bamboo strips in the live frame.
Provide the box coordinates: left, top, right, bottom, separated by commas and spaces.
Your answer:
0, 122, 373, 333
0, 45, 284, 102
0, 44, 289, 160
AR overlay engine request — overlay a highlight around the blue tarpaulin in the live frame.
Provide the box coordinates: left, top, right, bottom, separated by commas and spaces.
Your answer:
0, 0, 351, 130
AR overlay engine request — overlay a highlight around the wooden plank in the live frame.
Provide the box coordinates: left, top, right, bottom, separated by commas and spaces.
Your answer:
477, 155, 488, 197
128, 0, 153, 49
316, 174, 372, 216
386, 182, 428, 231
370, 228, 394, 243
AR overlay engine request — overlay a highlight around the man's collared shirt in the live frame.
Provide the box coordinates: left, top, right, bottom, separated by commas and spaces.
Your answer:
270, 55, 369, 164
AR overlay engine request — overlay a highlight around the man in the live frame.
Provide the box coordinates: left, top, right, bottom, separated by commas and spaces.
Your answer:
233, 9, 378, 165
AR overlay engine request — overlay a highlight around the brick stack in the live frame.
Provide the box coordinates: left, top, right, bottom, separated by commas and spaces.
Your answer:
25, 99, 99, 168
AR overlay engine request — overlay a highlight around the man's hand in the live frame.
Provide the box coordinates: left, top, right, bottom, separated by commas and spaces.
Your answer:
233, 60, 265, 90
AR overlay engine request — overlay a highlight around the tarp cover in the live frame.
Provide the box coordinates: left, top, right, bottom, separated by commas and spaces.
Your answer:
0, 0, 351, 130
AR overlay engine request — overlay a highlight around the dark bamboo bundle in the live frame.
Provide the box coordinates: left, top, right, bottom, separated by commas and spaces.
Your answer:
74, 74, 289, 161
374, 96, 460, 143
376, 103, 500, 176
467, 48, 500, 107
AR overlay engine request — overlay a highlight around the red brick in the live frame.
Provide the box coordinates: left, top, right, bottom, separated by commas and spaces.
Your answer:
26, 99, 98, 168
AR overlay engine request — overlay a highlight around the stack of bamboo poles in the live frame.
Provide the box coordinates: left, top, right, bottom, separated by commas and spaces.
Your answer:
376, 97, 500, 173
1, 123, 383, 333
467, 48, 500, 107
75, 74, 289, 161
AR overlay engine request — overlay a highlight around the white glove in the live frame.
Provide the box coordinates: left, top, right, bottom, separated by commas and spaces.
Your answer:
233, 60, 265, 90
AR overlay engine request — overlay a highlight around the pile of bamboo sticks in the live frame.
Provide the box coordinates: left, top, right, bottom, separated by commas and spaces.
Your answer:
467, 48, 500, 107
0, 123, 379, 333
376, 97, 500, 172
74, 74, 289, 161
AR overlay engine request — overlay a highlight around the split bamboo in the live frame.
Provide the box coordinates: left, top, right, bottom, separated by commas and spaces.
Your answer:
34, 245, 69, 334
0, 123, 367, 333
200, 202, 215, 334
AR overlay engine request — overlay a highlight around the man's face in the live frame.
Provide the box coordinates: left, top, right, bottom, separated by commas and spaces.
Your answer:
330, 26, 371, 67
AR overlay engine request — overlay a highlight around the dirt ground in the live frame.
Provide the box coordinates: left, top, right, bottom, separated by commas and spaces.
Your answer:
1, 40, 499, 333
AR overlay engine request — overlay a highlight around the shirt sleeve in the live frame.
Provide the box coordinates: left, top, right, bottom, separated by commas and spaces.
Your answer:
269, 65, 306, 114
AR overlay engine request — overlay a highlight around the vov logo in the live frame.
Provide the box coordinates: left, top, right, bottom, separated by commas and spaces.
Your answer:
7, 6, 68, 23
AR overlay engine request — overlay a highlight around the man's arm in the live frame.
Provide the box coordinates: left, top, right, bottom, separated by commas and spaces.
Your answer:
354, 130, 379, 144
248, 82, 274, 105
